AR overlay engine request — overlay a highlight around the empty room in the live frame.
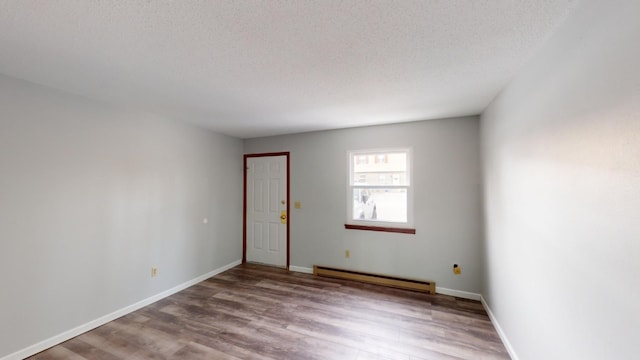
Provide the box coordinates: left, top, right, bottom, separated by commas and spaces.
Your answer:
0, 1, 638, 359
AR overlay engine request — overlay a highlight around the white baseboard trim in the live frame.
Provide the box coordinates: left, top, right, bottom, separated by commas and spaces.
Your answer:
1, 259, 242, 360
289, 265, 314, 274
481, 295, 518, 360
436, 287, 482, 301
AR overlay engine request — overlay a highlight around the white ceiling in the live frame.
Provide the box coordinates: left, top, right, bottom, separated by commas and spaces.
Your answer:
0, 1, 578, 139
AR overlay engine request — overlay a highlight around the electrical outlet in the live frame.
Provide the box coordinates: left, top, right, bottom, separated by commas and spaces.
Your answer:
453, 264, 461, 275
294, 201, 301, 209
151, 267, 158, 277
345, 250, 350, 258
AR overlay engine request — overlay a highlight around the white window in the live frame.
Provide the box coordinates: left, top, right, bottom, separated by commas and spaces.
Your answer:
347, 148, 412, 229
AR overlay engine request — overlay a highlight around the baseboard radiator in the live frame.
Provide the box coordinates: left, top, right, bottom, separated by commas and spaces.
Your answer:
313, 265, 436, 294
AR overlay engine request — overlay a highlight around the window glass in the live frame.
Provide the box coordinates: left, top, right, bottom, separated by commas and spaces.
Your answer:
348, 149, 411, 226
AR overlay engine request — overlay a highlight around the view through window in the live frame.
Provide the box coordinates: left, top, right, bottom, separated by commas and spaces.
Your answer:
349, 149, 411, 225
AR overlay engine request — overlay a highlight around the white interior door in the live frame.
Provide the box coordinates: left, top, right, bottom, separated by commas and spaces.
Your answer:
246, 155, 287, 267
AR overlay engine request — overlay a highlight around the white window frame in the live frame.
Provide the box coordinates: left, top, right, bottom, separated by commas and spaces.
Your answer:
347, 148, 413, 230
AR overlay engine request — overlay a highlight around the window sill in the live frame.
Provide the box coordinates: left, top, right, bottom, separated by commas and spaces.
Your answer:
344, 224, 416, 234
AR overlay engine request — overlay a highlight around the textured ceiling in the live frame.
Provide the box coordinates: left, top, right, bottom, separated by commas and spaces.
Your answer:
0, 1, 578, 138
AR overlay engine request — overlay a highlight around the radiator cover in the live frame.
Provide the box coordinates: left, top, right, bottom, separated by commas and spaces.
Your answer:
313, 265, 436, 294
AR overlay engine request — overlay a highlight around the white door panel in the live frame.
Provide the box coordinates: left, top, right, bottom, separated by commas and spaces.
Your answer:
246, 155, 287, 267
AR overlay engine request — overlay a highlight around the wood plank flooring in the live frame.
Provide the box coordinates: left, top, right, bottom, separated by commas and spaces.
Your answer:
29, 264, 509, 359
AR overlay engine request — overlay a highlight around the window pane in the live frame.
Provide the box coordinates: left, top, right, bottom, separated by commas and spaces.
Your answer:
352, 188, 407, 223
352, 152, 407, 185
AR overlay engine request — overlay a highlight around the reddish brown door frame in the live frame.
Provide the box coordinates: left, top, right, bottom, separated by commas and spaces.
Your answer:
243, 152, 290, 270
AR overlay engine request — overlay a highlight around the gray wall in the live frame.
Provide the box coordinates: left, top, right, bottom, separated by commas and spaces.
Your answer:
244, 117, 484, 294
0, 74, 243, 357
481, 0, 640, 359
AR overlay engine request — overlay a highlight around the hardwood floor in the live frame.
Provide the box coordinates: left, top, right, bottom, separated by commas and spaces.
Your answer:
29, 264, 509, 359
